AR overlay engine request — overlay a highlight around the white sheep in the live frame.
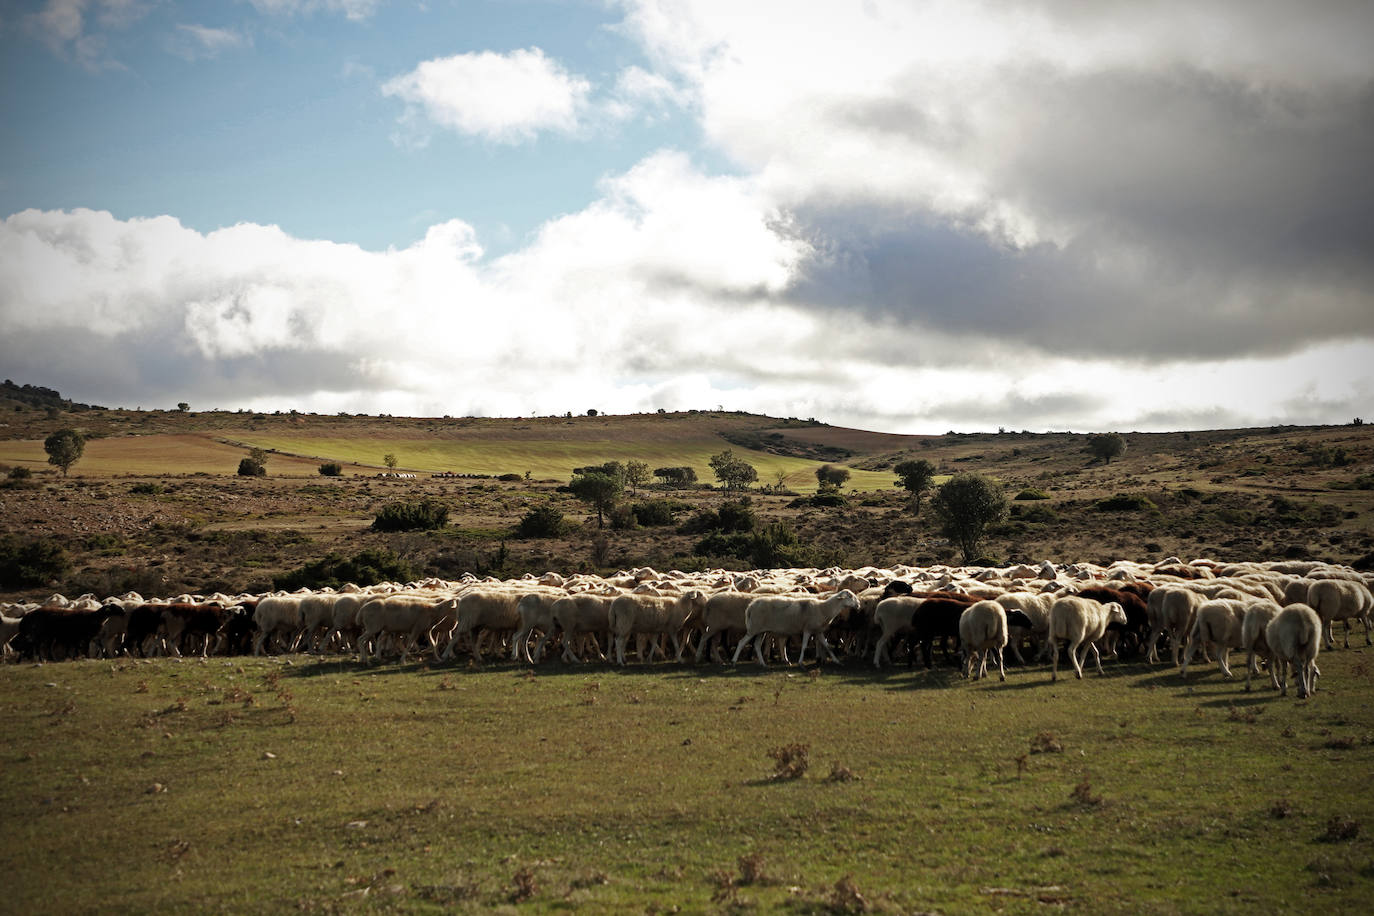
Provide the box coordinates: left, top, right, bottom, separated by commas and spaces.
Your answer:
732, 590, 860, 667
252, 595, 305, 656
609, 590, 707, 665
1179, 599, 1247, 679
1241, 600, 1282, 692
1265, 603, 1322, 698
958, 600, 1008, 681
1146, 586, 1204, 666
1048, 596, 1128, 681
1305, 578, 1374, 649
550, 592, 617, 663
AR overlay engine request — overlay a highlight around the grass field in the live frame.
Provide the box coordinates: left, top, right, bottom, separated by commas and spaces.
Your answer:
4, 650, 1372, 913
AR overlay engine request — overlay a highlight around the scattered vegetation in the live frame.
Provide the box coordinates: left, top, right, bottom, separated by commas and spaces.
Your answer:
273, 548, 415, 590
1095, 493, 1157, 512
0, 534, 70, 588
371, 498, 449, 532
516, 505, 567, 538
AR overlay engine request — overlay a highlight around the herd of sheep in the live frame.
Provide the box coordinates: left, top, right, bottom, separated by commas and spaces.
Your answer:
3, 557, 1369, 699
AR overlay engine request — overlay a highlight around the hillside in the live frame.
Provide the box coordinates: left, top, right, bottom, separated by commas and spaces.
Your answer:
0, 397, 1371, 600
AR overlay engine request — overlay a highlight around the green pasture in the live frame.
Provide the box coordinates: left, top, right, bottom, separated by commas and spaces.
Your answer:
3, 652, 1372, 913
233, 434, 898, 492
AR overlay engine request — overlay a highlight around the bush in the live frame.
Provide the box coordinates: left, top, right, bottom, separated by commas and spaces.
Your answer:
516, 505, 566, 538
608, 503, 638, 530
372, 498, 449, 532
931, 473, 1008, 564
237, 457, 266, 477
681, 497, 757, 535
789, 490, 847, 509
631, 499, 680, 526
8, 466, 32, 480
1014, 488, 1051, 500
318, 463, 343, 477
274, 548, 415, 590
0, 535, 70, 588
130, 482, 163, 495
496, 472, 523, 482
1094, 493, 1157, 512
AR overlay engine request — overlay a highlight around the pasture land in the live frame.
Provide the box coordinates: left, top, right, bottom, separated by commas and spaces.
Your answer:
3, 651, 1372, 913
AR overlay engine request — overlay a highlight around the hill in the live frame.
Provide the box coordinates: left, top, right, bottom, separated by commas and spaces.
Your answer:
0, 397, 1371, 599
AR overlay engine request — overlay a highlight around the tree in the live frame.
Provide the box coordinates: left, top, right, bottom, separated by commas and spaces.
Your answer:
177, 402, 190, 412
383, 453, 398, 470
43, 428, 84, 477
1085, 432, 1127, 464
318, 462, 342, 477
623, 460, 651, 495
893, 458, 936, 515
709, 449, 758, 491
238, 447, 268, 477
569, 471, 620, 528
930, 473, 1007, 563
654, 466, 697, 488
815, 464, 850, 491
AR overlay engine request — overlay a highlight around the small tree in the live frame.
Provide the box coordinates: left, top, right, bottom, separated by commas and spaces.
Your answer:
815, 464, 850, 491
44, 428, 84, 477
318, 462, 343, 477
177, 402, 190, 412
624, 460, 651, 495
930, 473, 1007, 563
238, 447, 268, 477
709, 449, 758, 491
893, 458, 936, 515
1085, 432, 1127, 464
654, 466, 697, 488
569, 470, 620, 528
383, 453, 398, 470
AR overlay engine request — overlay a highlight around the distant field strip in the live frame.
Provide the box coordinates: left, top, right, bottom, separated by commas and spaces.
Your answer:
0, 435, 322, 476
232, 434, 899, 491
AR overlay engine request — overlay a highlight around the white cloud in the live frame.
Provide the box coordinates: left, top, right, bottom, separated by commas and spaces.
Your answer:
28, 0, 152, 70
382, 48, 593, 144
246, 0, 379, 21
168, 24, 249, 61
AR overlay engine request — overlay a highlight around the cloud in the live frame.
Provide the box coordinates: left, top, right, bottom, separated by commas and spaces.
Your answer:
167, 23, 249, 61
382, 48, 593, 144
28, 0, 153, 70
246, 0, 379, 21
617, 0, 1374, 364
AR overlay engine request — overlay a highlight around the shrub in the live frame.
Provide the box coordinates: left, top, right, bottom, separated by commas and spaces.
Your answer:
8, 466, 32, 480
496, 472, 523, 482
608, 503, 638, 530
1094, 493, 1157, 512
130, 482, 163, 495
631, 499, 680, 526
372, 498, 449, 532
931, 473, 1008, 564
789, 490, 847, 508
0, 535, 70, 588
318, 463, 343, 477
274, 548, 415, 590
516, 505, 566, 538
237, 457, 266, 477
1014, 488, 1051, 500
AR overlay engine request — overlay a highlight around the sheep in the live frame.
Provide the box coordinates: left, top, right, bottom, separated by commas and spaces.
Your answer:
252, 595, 305, 656
959, 600, 1008, 681
1305, 578, 1374, 649
609, 590, 707, 665
439, 587, 531, 662
1241, 600, 1282, 692
1265, 603, 1322, 698
1146, 586, 1205, 666
995, 592, 1055, 663
694, 590, 760, 664
356, 594, 452, 664
732, 590, 860, 667
1179, 599, 1247, 678
551, 592, 617, 663
1048, 596, 1128, 681
510, 589, 569, 664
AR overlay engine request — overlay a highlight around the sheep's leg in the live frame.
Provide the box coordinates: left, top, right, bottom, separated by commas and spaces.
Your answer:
1218, 647, 1234, 678
872, 633, 889, 669
510, 626, 530, 663
797, 631, 812, 666
694, 625, 714, 664
818, 632, 841, 665
731, 633, 752, 664
1070, 638, 1086, 679
1050, 637, 1060, 682
754, 633, 770, 667
994, 646, 1006, 681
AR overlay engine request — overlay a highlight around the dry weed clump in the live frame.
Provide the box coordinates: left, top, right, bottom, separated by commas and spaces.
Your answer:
828, 874, 871, 913
825, 761, 860, 783
509, 866, 537, 903
1269, 798, 1295, 819
1319, 816, 1361, 842
1030, 732, 1063, 754
1226, 703, 1260, 724
737, 852, 768, 885
768, 743, 810, 780
1069, 774, 1102, 806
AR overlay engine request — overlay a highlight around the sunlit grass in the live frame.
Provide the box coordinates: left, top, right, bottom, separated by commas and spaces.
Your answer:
3, 651, 1371, 912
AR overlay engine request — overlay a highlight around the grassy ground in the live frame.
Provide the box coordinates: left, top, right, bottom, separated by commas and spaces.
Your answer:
3, 650, 1372, 913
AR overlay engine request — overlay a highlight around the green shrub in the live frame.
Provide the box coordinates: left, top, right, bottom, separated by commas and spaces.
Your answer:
130, 482, 163, 495
681, 497, 756, 535
318, 463, 343, 477
372, 498, 449, 532
8, 466, 32, 480
608, 504, 638, 530
274, 548, 415, 590
497, 472, 524, 482
0, 535, 70, 588
516, 505, 567, 538
631, 499, 680, 526
237, 457, 266, 477
1014, 488, 1051, 500
1094, 493, 1157, 512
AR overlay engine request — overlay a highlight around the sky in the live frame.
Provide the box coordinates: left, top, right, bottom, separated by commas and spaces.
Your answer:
1, 0, 1372, 434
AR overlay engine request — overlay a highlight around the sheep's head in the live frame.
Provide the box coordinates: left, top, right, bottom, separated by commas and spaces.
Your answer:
1105, 602, 1128, 626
